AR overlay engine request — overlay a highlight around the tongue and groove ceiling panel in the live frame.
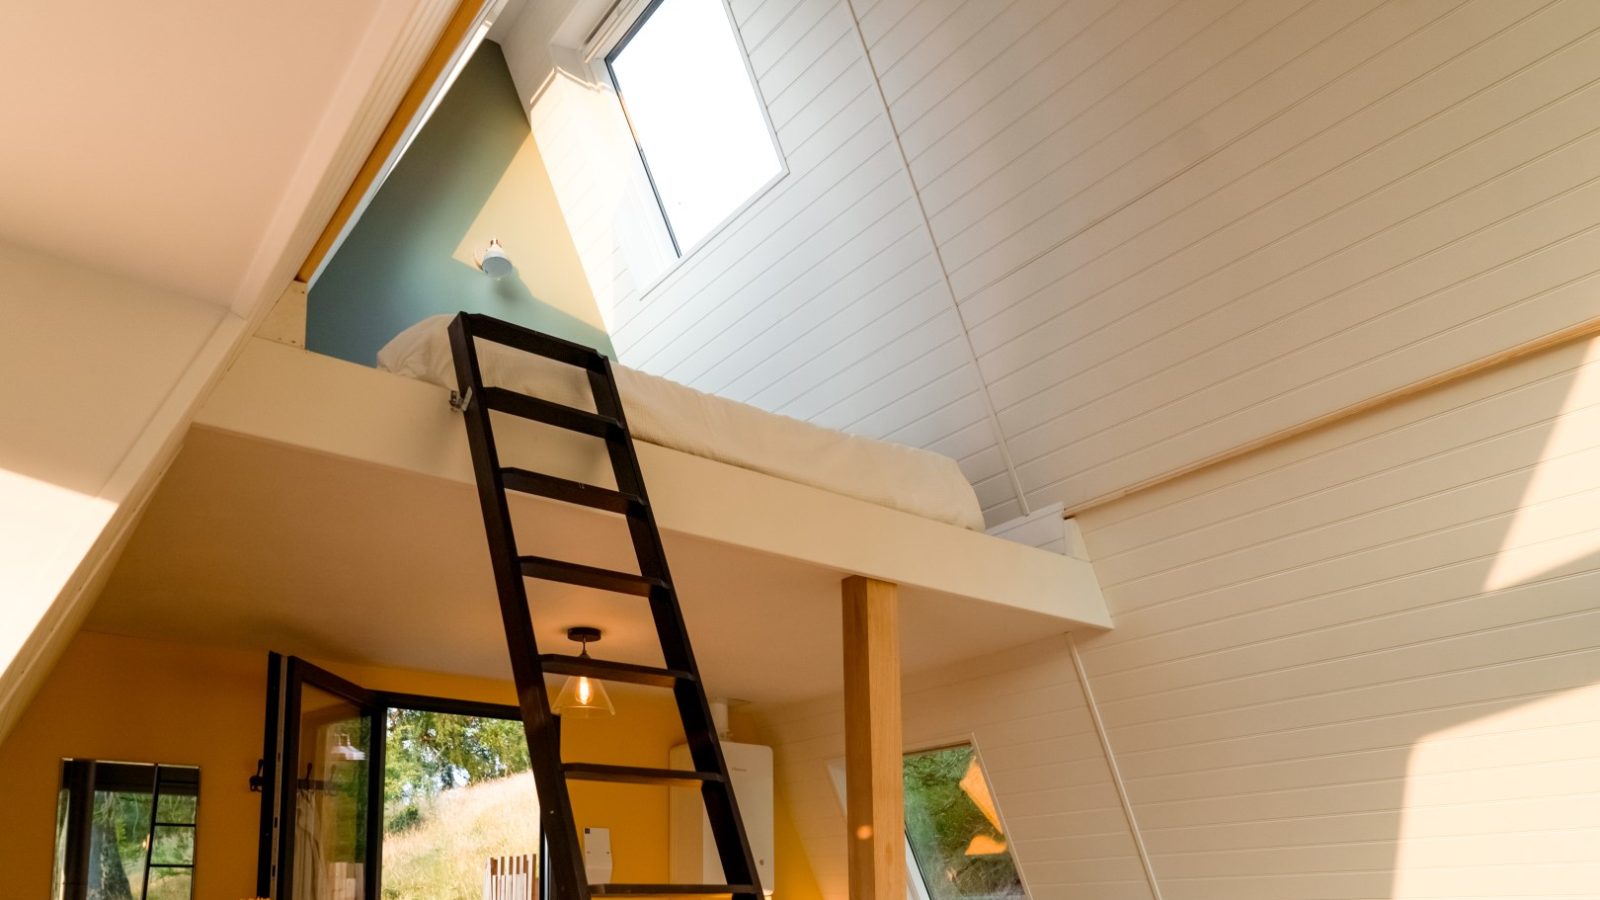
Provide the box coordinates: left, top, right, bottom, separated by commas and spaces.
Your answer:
542, 0, 1600, 523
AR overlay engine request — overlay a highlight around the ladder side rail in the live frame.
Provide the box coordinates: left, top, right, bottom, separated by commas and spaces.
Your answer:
585, 362, 762, 898
449, 314, 591, 900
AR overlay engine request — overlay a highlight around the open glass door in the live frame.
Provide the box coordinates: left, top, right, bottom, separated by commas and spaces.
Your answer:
258, 654, 381, 900
256, 653, 535, 900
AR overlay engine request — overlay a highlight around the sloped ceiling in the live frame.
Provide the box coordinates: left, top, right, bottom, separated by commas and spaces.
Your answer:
512, 0, 1600, 526
0, 0, 413, 307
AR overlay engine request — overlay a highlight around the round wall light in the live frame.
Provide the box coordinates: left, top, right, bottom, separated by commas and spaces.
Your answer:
477, 238, 514, 278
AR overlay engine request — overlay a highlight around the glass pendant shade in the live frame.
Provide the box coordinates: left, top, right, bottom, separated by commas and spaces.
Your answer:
553, 672, 614, 717
552, 627, 615, 718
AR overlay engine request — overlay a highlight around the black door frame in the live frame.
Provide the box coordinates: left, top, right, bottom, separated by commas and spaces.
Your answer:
256, 653, 522, 900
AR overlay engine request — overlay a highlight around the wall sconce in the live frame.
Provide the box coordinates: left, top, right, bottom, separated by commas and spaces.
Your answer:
477, 238, 514, 278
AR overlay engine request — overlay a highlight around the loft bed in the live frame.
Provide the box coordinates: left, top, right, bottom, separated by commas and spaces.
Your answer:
88, 317, 1108, 706
378, 316, 985, 531
191, 326, 1109, 632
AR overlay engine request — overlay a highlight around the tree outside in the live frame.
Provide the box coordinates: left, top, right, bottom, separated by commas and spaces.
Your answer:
380, 710, 537, 899
902, 745, 1026, 900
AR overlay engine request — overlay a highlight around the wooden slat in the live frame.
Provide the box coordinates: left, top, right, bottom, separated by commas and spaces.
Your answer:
564, 763, 723, 786
589, 885, 759, 896
519, 556, 661, 596
537, 654, 691, 687
841, 575, 903, 900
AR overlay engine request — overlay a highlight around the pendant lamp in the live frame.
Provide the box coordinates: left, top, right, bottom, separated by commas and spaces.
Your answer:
552, 626, 615, 718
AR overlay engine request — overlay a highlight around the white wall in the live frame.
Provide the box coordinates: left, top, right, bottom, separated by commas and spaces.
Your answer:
496, 6, 1600, 889
745, 635, 1156, 900
1067, 334, 1600, 898
755, 333, 1600, 899
0, 239, 241, 741
503, 0, 1600, 526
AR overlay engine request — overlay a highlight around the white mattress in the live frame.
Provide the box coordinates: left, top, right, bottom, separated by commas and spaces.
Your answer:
377, 316, 985, 531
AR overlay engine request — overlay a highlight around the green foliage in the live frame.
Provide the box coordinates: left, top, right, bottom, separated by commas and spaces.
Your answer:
902, 746, 1025, 900
87, 790, 148, 899
383, 711, 530, 835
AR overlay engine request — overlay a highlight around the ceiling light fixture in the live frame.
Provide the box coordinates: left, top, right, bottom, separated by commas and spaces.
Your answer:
552, 626, 615, 718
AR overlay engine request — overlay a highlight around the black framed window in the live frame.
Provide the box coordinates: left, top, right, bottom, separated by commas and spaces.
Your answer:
606, 0, 784, 255
55, 760, 199, 900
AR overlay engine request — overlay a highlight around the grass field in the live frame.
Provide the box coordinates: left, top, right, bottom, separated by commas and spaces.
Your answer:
382, 772, 539, 899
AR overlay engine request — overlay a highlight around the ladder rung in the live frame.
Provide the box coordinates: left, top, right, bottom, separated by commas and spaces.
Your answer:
483, 388, 621, 438
538, 654, 692, 687
520, 557, 662, 596
590, 886, 759, 896
462, 313, 607, 370
564, 763, 724, 786
501, 468, 642, 514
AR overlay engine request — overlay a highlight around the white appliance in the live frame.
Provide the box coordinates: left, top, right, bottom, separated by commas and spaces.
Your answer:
669, 741, 774, 895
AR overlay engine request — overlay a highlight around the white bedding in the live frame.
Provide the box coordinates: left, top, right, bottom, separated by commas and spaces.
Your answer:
377, 316, 985, 531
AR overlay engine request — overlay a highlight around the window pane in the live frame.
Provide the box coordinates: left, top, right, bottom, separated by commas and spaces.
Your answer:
295, 684, 372, 899
156, 793, 197, 826
902, 745, 1026, 900
90, 789, 153, 899
610, 0, 783, 251
144, 869, 191, 900
150, 826, 193, 866
382, 709, 538, 898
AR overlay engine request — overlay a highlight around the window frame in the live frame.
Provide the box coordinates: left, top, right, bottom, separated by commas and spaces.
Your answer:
55, 760, 201, 900
600, 0, 788, 260
826, 738, 1032, 900
257, 653, 529, 900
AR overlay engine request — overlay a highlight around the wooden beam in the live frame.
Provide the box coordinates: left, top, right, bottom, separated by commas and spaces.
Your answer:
842, 575, 903, 900
295, 0, 484, 283
1064, 313, 1600, 517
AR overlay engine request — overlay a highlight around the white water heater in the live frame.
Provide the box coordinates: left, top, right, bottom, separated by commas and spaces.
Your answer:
668, 741, 774, 895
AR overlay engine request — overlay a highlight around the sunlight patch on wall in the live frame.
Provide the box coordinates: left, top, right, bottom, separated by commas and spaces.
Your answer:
1392, 682, 1600, 897
450, 132, 608, 333
526, 65, 672, 332
0, 469, 115, 663
1485, 337, 1600, 591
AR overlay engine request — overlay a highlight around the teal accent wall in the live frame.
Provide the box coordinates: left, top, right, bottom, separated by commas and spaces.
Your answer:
308, 41, 613, 365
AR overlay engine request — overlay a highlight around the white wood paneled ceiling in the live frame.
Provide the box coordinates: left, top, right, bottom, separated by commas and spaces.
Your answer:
521, 0, 1600, 526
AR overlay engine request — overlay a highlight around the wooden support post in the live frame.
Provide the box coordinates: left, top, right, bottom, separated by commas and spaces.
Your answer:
842, 576, 904, 900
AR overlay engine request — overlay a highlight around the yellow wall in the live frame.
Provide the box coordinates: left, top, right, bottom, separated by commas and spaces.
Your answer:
731, 709, 824, 900
0, 631, 685, 899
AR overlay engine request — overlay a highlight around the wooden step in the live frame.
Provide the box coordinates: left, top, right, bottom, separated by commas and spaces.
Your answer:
538, 655, 691, 688
482, 388, 621, 438
564, 763, 724, 787
501, 468, 641, 514
462, 313, 606, 370
519, 557, 663, 596
589, 886, 759, 896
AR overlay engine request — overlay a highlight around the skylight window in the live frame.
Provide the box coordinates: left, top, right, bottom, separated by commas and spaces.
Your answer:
607, 0, 784, 255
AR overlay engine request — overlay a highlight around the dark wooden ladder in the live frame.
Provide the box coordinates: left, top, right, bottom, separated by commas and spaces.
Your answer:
447, 312, 761, 900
